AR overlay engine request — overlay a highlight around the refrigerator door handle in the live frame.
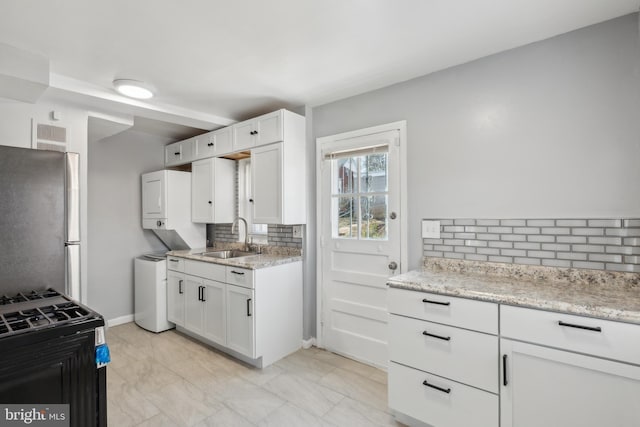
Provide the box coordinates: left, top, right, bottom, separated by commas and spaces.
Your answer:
66, 244, 80, 299
65, 152, 81, 243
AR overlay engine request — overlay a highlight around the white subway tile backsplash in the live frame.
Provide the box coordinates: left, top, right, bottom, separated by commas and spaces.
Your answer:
422, 218, 640, 273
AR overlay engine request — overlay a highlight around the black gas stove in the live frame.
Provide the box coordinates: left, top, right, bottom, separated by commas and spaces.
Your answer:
0, 289, 97, 338
0, 289, 107, 427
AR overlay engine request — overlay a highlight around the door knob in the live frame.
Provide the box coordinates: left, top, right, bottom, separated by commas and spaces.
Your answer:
388, 261, 398, 271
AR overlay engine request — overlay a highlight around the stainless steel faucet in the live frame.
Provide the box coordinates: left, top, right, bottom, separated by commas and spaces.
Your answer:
231, 217, 249, 251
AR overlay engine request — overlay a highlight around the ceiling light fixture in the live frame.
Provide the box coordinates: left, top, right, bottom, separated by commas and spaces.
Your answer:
113, 79, 155, 99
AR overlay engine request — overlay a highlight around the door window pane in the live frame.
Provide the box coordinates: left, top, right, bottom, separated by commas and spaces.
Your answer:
330, 151, 389, 240
360, 195, 387, 240
361, 154, 387, 193
335, 196, 357, 238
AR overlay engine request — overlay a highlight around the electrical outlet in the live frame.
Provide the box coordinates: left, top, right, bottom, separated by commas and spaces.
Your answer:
422, 220, 441, 238
292, 225, 303, 238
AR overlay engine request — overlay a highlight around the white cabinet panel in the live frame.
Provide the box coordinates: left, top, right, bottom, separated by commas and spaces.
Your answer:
389, 362, 499, 427
501, 304, 640, 365
389, 314, 498, 393
251, 143, 282, 224
184, 276, 204, 334
167, 271, 185, 326
165, 138, 194, 166
191, 158, 235, 223
255, 110, 282, 146
501, 339, 640, 427
232, 121, 255, 151
226, 284, 255, 358
194, 127, 233, 160
388, 288, 498, 334
203, 279, 226, 345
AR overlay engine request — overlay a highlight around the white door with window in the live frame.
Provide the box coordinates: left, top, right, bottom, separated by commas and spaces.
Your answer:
318, 123, 405, 368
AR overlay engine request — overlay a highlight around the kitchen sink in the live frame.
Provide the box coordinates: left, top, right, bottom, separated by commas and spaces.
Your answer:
198, 250, 256, 259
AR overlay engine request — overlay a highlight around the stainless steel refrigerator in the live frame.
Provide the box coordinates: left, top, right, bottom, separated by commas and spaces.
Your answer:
0, 145, 80, 297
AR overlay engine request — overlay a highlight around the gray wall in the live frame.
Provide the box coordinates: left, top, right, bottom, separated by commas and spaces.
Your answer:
87, 130, 169, 321
312, 13, 640, 275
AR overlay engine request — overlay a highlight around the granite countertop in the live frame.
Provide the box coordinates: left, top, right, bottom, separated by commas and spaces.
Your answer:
388, 258, 640, 325
166, 247, 302, 270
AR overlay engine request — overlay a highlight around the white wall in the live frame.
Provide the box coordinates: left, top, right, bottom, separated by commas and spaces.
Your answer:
312, 13, 640, 273
0, 98, 90, 301
87, 130, 169, 322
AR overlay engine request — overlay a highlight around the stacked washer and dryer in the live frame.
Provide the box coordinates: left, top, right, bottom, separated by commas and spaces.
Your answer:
134, 170, 205, 333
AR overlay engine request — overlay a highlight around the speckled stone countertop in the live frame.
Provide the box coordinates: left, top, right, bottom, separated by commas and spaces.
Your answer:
388, 258, 640, 325
166, 245, 302, 270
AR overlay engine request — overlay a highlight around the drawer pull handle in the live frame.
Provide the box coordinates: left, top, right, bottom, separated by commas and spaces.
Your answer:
231, 270, 245, 275
169, 259, 179, 263
422, 330, 451, 341
422, 298, 450, 306
558, 321, 602, 332
422, 380, 451, 394
503, 354, 508, 386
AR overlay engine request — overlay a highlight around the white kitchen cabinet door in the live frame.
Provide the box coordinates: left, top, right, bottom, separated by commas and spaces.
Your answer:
194, 127, 233, 160
192, 158, 235, 223
191, 159, 212, 223
501, 338, 640, 427
226, 284, 255, 358
184, 276, 204, 335
165, 138, 194, 166
232, 120, 255, 151
254, 110, 282, 146
251, 143, 282, 224
202, 279, 226, 345
166, 271, 185, 326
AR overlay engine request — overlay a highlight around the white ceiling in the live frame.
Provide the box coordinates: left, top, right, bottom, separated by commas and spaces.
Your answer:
1, 0, 639, 128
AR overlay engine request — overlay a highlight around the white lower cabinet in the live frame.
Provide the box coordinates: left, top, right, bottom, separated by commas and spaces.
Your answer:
500, 305, 640, 427
167, 258, 302, 367
389, 362, 498, 427
183, 276, 226, 345
389, 287, 640, 427
501, 339, 640, 427
226, 284, 255, 357
167, 270, 185, 326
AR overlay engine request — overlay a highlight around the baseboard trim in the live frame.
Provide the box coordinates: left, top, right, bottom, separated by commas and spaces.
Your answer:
302, 337, 316, 349
107, 314, 134, 327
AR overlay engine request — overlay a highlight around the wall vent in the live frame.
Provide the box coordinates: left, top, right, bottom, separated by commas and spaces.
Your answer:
37, 124, 66, 143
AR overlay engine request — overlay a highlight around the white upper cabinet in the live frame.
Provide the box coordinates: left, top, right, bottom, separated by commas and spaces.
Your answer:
232, 110, 285, 152
194, 127, 233, 160
191, 157, 235, 223
165, 138, 195, 167
249, 111, 306, 224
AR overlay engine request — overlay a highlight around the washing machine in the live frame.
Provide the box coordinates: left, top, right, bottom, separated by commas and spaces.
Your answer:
134, 253, 174, 332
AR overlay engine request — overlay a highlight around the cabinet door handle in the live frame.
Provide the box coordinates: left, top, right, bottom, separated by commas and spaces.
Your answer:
178, 280, 183, 294
247, 298, 252, 316
208, 201, 212, 205
174, 152, 180, 156
558, 321, 602, 332
201, 286, 206, 302
422, 330, 451, 341
169, 258, 179, 263
422, 298, 450, 306
231, 270, 245, 275
249, 198, 254, 203
503, 354, 508, 386
422, 380, 451, 394
207, 142, 214, 147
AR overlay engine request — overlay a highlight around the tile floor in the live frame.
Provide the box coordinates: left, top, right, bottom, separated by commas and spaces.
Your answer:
107, 322, 404, 427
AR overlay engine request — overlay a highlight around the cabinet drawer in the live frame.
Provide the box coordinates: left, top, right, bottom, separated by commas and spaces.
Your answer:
166, 256, 185, 272
185, 260, 225, 282
389, 362, 498, 427
388, 288, 498, 334
501, 305, 640, 365
390, 314, 498, 393
226, 267, 254, 289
